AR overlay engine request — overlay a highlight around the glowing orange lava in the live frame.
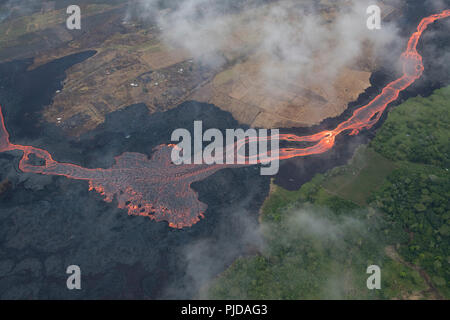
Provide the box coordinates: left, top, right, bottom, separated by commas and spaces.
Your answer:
0, 10, 449, 228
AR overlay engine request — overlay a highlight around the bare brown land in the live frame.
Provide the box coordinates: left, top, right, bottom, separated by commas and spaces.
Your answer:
191, 56, 371, 128
0, 1, 397, 135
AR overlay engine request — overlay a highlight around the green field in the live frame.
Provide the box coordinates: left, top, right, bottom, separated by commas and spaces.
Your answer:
322, 147, 397, 205
0, 3, 116, 46
207, 86, 450, 300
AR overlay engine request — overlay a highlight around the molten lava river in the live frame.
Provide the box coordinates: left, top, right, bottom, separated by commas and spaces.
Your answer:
0, 10, 449, 228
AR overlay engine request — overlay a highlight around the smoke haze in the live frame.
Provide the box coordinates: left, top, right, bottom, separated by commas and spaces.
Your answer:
128, 0, 402, 89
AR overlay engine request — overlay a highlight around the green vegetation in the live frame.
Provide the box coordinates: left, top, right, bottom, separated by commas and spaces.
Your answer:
209, 176, 424, 299
322, 148, 397, 205
0, 4, 115, 46
370, 86, 450, 297
208, 86, 450, 300
372, 166, 449, 297
372, 86, 450, 168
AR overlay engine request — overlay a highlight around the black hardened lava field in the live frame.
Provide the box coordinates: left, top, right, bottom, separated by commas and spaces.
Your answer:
0, 0, 449, 305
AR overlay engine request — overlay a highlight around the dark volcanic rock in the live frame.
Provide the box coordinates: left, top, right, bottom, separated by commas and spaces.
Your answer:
0, 52, 269, 299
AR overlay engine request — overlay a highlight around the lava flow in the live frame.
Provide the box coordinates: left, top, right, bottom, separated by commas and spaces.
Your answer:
0, 10, 449, 228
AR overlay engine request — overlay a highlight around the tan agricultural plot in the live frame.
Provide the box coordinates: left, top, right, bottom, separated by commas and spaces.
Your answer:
0, 0, 397, 135
191, 54, 371, 128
